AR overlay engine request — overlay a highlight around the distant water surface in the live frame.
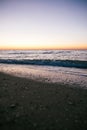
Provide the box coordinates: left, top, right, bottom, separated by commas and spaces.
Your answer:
0, 50, 87, 69
0, 50, 87, 88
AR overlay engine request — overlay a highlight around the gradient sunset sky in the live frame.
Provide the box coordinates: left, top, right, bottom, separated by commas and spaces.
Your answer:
0, 0, 87, 50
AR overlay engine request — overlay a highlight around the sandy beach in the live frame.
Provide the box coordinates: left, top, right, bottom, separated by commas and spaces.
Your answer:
0, 72, 87, 130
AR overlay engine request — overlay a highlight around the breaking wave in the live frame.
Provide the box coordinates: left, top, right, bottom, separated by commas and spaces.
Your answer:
0, 59, 87, 69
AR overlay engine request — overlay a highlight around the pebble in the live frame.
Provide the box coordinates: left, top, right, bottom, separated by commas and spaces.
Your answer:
10, 103, 17, 108
33, 123, 37, 127
68, 101, 73, 105
74, 119, 79, 123
15, 113, 20, 118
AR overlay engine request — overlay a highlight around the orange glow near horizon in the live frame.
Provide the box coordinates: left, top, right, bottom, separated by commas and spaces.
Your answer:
0, 42, 87, 50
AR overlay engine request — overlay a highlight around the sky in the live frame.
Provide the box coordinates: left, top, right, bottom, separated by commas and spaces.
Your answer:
0, 0, 87, 50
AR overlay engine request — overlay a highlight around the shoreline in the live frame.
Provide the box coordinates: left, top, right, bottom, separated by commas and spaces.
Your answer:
0, 72, 87, 130
0, 64, 87, 89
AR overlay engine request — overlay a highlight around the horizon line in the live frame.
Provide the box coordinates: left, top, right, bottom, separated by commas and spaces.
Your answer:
0, 48, 87, 51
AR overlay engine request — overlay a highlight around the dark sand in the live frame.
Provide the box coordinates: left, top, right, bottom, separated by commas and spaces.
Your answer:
0, 72, 87, 130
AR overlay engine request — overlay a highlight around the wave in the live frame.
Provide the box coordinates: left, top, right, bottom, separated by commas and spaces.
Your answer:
0, 59, 87, 69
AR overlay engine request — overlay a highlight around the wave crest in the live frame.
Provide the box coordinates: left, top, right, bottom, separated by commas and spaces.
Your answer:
0, 59, 87, 69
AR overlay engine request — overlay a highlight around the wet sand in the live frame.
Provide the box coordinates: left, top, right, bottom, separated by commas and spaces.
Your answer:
0, 72, 87, 130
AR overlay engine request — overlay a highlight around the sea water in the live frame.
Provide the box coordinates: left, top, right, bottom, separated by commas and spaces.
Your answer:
0, 50, 87, 88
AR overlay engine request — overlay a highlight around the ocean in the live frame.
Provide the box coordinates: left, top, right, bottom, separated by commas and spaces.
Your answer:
0, 50, 87, 88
